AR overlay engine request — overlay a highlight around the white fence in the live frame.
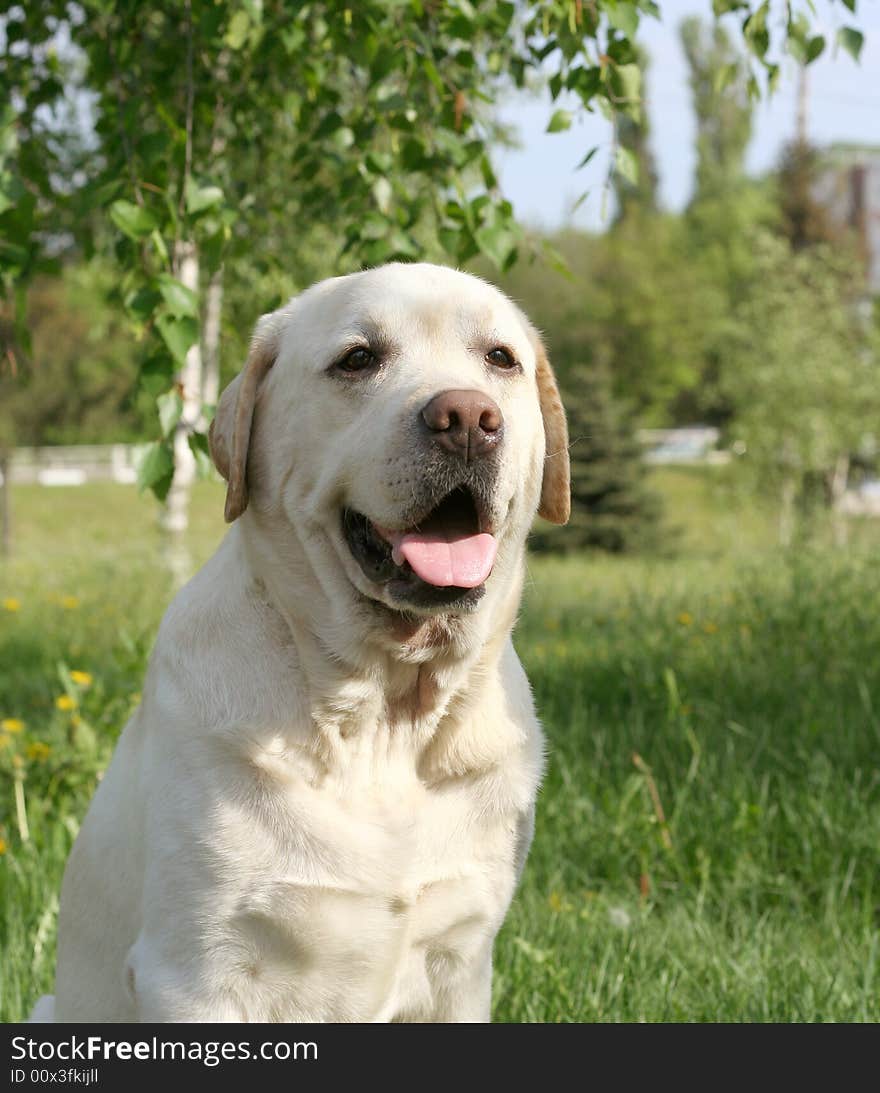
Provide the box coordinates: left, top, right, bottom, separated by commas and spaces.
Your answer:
3, 438, 878, 518
0, 444, 139, 486
637, 426, 730, 465
0, 431, 727, 488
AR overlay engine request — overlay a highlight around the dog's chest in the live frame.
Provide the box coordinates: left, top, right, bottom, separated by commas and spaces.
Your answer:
222, 740, 522, 1020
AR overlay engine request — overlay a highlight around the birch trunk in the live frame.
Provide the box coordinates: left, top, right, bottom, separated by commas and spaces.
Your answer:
779, 473, 797, 548
201, 266, 223, 425
162, 240, 202, 583
0, 449, 10, 558
829, 453, 850, 549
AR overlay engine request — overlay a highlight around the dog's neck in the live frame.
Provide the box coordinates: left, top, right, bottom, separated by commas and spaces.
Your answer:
232, 508, 525, 760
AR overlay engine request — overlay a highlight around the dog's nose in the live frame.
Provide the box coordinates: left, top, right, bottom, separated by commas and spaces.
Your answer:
421, 389, 503, 460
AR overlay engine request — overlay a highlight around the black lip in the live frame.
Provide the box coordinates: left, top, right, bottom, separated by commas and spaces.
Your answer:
342, 486, 490, 610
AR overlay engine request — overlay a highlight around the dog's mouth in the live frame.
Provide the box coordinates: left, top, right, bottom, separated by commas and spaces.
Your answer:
342, 486, 498, 609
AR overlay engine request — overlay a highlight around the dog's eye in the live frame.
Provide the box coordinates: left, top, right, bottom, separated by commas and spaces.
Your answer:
337, 347, 376, 373
486, 347, 517, 370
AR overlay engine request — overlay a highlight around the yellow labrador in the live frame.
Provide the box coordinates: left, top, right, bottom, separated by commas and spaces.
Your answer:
34, 262, 569, 1023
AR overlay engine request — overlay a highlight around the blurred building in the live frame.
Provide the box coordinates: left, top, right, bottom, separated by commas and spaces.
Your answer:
814, 144, 880, 294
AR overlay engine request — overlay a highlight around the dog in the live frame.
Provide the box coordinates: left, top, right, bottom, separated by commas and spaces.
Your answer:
33, 262, 569, 1022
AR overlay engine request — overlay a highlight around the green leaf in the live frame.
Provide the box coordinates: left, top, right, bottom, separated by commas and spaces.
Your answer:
805, 35, 825, 64
365, 151, 393, 174
225, 9, 250, 49
134, 440, 175, 500
547, 109, 573, 133
614, 145, 638, 186
331, 127, 355, 151
189, 431, 215, 479
156, 314, 198, 365
480, 154, 498, 189
185, 180, 224, 216
156, 274, 199, 318
713, 63, 740, 94
124, 286, 161, 323
157, 389, 184, 437
571, 189, 590, 214
742, 2, 770, 60
576, 146, 599, 170
109, 200, 158, 240
837, 26, 863, 61
150, 229, 170, 268
354, 212, 389, 241
606, 2, 639, 39
74, 718, 98, 753
474, 221, 517, 269
138, 353, 176, 397
613, 63, 642, 117
372, 176, 392, 214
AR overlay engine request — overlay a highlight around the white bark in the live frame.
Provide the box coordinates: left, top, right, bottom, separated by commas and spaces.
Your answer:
0, 450, 10, 557
200, 266, 223, 425
779, 473, 797, 548
161, 240, 202, 582
829, 453, 850, 549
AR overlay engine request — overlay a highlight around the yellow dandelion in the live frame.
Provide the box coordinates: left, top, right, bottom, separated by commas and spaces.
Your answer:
55, 694, 77, 711
60, 595, 80, 610
26, 742, 51, 762
677, 611, 694, 626
2, 597, 20, 612
702, 621, 718, 634
0, 734, 13, 750
69, 670, 93, 688
0, 718, 24, 733
0, 837, 7, 855
548, 891, 564, 913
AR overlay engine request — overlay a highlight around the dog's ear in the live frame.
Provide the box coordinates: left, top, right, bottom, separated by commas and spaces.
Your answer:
209, 313, 281, 523
528, 328, 570, 525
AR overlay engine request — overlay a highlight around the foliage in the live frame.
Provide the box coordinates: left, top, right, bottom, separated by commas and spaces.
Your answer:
777, 139, 845, 253
495, 218, 718, 426
530, 360, 663, 554
680, 16, 753, 204
611, 46, 658, 223
0, 266, 147, 449
721, 233, 879, 499
0, 0, 864, 500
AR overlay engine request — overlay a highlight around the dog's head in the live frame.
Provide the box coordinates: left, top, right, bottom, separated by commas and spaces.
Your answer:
210, 263, 568, 628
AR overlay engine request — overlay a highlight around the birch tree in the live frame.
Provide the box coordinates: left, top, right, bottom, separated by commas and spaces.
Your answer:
723, 234, 878, 545
1, 0, 866, 564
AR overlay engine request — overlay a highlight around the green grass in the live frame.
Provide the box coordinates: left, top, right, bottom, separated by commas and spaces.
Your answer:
1, 474, 879, 1021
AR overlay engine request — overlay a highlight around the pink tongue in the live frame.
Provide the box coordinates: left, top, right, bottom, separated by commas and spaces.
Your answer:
380, 528, 498, 588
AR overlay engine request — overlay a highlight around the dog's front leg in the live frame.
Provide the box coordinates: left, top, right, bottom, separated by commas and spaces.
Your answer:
124, 934, 252, 1023
427, 947, 494, 1023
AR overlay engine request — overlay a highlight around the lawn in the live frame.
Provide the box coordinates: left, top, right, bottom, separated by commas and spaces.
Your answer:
1, 470, 878, 1021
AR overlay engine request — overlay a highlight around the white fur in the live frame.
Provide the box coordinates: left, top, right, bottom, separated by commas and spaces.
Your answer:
36, 263, 557, 1023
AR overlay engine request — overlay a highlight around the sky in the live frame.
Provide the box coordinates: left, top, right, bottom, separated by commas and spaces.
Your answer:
495, 0, 880, 232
